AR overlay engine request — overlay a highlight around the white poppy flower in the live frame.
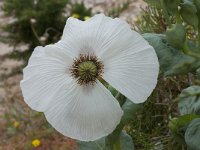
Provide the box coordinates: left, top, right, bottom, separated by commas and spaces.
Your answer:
20, 14, 159, 141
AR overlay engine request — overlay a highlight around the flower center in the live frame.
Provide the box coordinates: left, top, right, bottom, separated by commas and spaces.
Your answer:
78, 61, 97, 78
70, 54, 104, 85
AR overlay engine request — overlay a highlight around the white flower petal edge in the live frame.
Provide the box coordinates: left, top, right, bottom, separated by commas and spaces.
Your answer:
20, 43, 123, 141
60, 14, 131, 56
101, 31, 159, 103
21, 13, 159, 141
60, 14, 159, 103
44, 80, 123, 141
20, 45, 73, 112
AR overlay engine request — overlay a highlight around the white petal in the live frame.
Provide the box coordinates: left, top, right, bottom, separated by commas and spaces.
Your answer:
20, 45, 73, 112
44, 80, 123, 141
102, 31, 159, 103
60, 14, 131, 56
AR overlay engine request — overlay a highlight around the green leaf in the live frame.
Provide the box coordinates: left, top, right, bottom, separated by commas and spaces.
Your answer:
193, 0, 200, 29
180, 0, 199, 27
178, 86, 200, 115
168, 114, 199, 145
166, 24, 186, 49
193, 0, 200, 17
194, 0, 200, 11
164, 0, 181, 14
143, 33, 200, 76
185, 118, 200, 150
168, 114, 199, 134
78, 131, 134, 150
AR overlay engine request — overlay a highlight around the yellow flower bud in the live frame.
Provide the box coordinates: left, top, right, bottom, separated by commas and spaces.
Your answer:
13, 121, 20, 128
72, 14, 80, 19
84, 16, 90, 21
32, 139, 41, 147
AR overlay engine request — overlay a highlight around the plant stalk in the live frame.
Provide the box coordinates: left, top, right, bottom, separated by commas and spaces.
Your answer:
30, 23, 42, 45
113, 138, 121, 150
175, 12, 182, 24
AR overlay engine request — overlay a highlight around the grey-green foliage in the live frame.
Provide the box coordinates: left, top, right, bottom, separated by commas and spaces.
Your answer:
78, 131, 134, 150
185, 118, 200, 150
194, 0, 200, 21
178, 86, 200, 115
166, 24, 186, 49
143, 33, 200, 76
180, 0, 199, 28
168, 114, 199, 145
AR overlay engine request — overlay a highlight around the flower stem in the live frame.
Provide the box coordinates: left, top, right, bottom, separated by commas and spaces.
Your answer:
113, 138, 121, 150
30, 23, 42, 45
175, 12, 182, 24
115, 92, 121, 100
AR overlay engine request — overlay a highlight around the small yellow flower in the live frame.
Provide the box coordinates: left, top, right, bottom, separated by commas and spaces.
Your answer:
13, 121, 20, 128
32, 139, 41, 147
84, 16, 90, 21
72, 13, 80, 19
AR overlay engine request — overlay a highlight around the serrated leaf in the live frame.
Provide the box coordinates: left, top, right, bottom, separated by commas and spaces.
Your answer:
185, 118, 200, 150
143, 33, 200, 76
178, 86, 200, 115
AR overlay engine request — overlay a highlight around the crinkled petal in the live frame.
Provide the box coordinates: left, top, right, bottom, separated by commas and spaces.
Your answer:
44, 80, 123, 141
20, 45, 74, 112
102, 31, 159, 103
60, 14, 131, 57
61, 13, 159, 103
